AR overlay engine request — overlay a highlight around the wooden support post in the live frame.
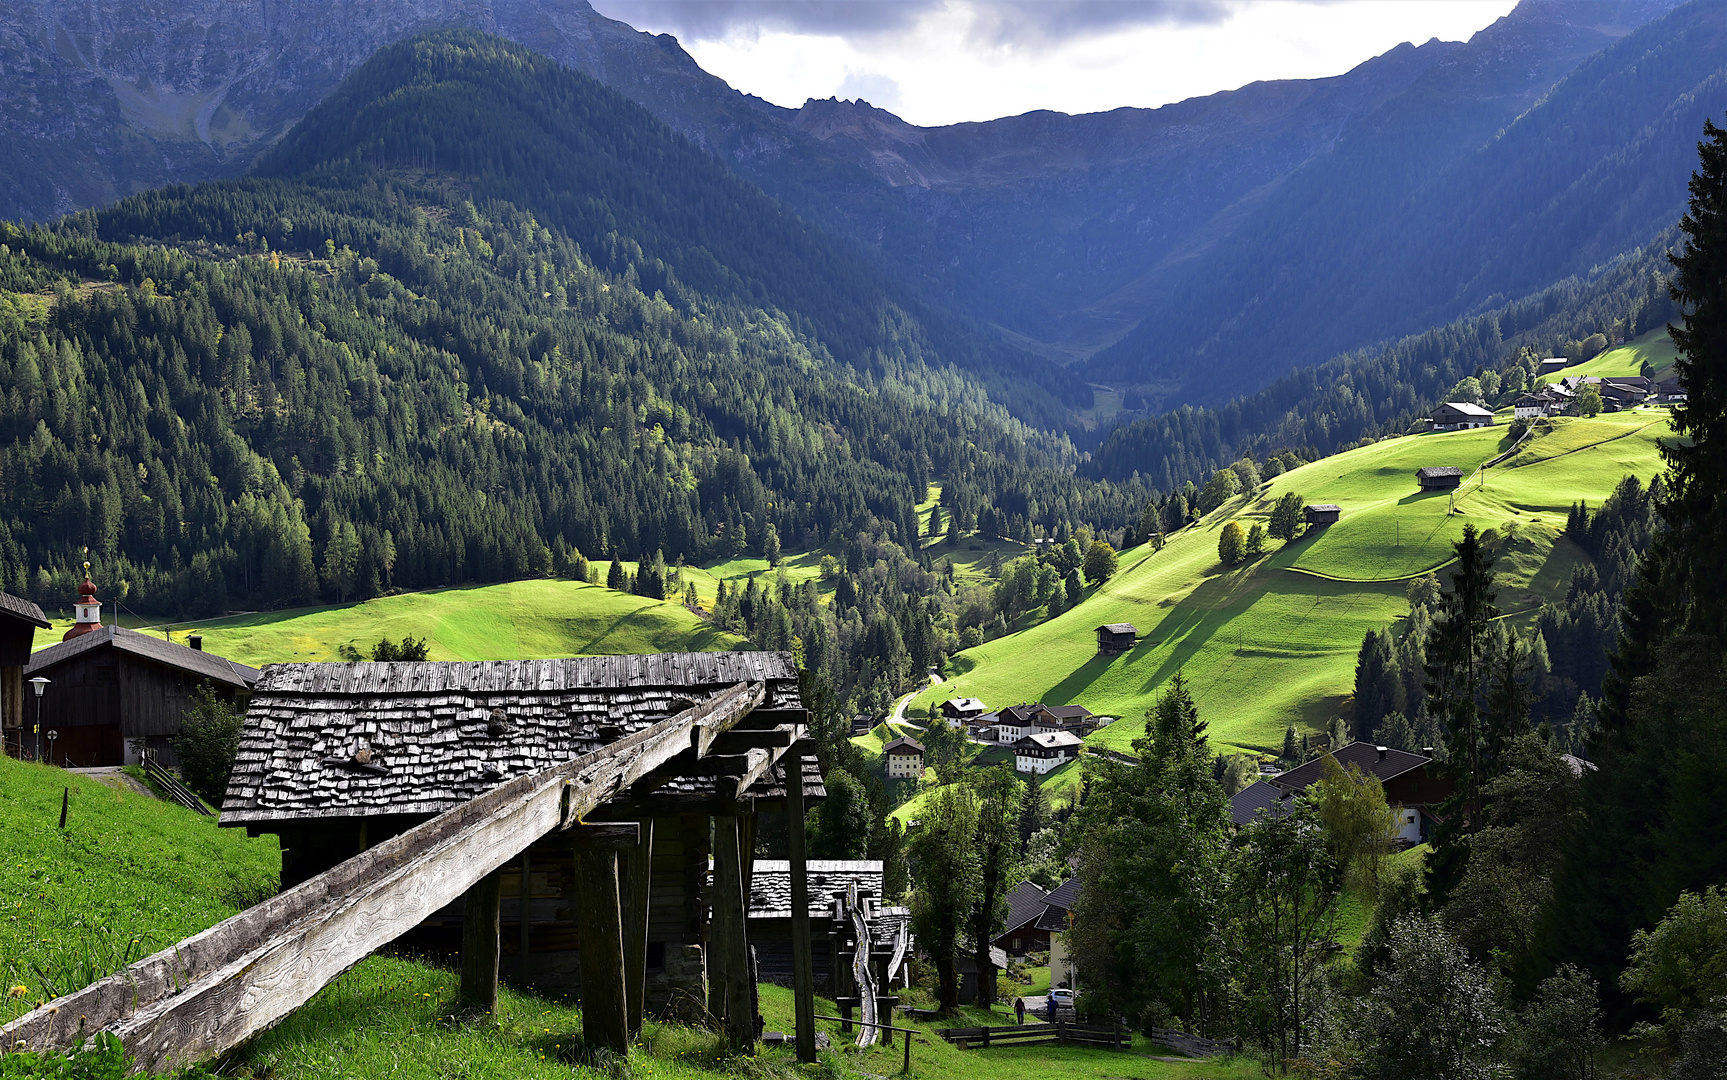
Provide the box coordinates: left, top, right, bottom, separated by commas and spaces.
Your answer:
518, 851, 531, 969
711, 813, 753, 1048
573, 847, 630, 1054
459, 870, 503, 1016
786, 751, 817, 1064
619, 819, 654, 1039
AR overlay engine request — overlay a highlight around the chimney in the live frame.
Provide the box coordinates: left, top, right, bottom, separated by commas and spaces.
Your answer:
1420, 746, 1434, 757
189, 634, 203, 652
1376, 745, 1388, 762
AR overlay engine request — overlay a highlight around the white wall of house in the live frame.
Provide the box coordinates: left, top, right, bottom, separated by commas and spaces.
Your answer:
886, 752, 923, 779
1396, 805, 1421, 845
1015, 750, 1071, 774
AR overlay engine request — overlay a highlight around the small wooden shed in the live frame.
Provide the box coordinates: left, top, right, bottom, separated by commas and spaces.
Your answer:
1416, 466, 1463, 490
0, 592, 49, 755
23, 625, 258, 767
1095, 623, 1137, 653
1304, 504, 1342, 526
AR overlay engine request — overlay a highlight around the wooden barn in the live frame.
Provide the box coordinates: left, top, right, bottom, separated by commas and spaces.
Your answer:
23, 623, 259, 768
219, 652, 823, 1022
1304, 504, 1342, 526
1416, 466, 1463, 490
0, 592, 49, 757
1095, 623, 1137, 653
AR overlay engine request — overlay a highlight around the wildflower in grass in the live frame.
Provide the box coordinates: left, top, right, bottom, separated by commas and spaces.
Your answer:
7, 985, 26, 998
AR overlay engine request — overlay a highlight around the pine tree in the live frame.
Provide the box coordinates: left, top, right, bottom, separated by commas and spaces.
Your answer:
1661, 118, 1727, 640
1424, 523, 1500, 904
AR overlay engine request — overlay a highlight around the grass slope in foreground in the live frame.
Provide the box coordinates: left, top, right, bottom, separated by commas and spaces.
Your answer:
67, 579, 749, 668
0, 756, 279, 1025
232, 957, 1255, 1080
915, 412, 1672, 753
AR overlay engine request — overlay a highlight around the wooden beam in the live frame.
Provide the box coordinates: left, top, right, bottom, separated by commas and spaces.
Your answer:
786, 749, 817, 1064
711, 814, 754, 1048
573, 848, 629, 1055
0, 681, 767, 1073
567, 822, 641, 849
729, 708, 808, 731
459, 871, 502, 1015
710, 728, 795, 751
619, 819, 654, 1040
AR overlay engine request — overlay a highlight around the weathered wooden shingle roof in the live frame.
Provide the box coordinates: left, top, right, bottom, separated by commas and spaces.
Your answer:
748, 859, 883, 920
1415, 466, 1463, 479
222, 652, 801, 824
0, 592, 49, 629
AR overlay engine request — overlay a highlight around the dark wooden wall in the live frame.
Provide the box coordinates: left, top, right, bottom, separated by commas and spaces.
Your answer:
31, 647, 247, 766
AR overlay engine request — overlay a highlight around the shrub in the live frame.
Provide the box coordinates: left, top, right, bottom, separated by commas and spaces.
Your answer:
170, 683, 245, 806
1218, 521, 1246, 565
371, 635, 428, 661
1246, 522, 1267, 558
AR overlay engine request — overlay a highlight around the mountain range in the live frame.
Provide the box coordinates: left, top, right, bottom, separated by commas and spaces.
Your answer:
2, 0, 1722, 418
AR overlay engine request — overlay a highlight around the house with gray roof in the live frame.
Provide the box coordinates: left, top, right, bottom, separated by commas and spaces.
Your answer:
24, 622, 258, 768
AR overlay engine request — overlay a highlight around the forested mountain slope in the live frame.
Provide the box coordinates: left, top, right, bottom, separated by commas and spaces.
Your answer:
1083, 0, 1725, 401
0, 31, 1144, 618
5, 0, 1712, 419
1086, 230, 1682, 490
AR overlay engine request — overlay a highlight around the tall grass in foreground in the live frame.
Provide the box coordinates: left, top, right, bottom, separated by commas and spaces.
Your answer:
0, 756, 279, 1024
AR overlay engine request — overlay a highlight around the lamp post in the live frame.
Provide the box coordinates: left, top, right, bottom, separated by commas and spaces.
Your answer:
28, 676, 48, 762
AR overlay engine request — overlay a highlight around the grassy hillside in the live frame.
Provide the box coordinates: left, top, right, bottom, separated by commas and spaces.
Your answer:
1546, 327, 1680, 382
0, 756, 279, 1025
49, 580, 748, 667
915, 412, 1674, 753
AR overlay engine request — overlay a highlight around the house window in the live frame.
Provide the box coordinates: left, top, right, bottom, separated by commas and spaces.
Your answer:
647, 941, 666, 973
1012, 938, 1021, 951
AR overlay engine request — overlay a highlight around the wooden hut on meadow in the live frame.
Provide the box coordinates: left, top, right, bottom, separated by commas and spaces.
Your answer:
219, 651, 822, 1021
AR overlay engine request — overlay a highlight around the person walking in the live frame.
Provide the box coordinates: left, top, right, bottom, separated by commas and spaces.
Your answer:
1014, 997, 1025, 1025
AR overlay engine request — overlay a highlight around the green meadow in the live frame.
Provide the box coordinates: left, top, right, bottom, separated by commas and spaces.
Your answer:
75, 579, 748, 667
0, 756, 280, 1025
1538, 326, 1678, 383
914, 412, 1674, 754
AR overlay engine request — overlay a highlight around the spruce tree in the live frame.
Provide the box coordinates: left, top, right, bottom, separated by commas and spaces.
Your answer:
1661, 117, 1727, 641
1423, 523, 1499, 904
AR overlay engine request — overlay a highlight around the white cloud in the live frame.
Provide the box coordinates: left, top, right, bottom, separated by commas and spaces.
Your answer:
590, 0, 1519, 126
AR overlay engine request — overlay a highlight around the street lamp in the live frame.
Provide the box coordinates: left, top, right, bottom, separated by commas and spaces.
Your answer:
28, 676, 48, 762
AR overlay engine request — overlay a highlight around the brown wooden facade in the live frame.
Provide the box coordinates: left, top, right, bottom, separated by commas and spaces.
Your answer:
0, 593, 49, 757
22, 626, 258, 767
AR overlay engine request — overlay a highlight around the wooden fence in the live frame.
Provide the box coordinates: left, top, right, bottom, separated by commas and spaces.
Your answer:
142, 751, 211, 816
936, 1021, 1131, 1051
1144, 1025, 1235, 1057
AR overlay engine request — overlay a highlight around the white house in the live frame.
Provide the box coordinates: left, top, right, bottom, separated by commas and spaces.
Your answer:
1430, 402, 1494, 431
1014, 731, 1083, 775
883, 736, 925, 779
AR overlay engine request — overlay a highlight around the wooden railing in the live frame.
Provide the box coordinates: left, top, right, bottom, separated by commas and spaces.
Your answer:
1145, 1025, 1235, 1057
142, 752, 213, 816
937, 1021, 1131, 1051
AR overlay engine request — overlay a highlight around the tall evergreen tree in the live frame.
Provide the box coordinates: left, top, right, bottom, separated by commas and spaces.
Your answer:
1423, 523, 1499, 904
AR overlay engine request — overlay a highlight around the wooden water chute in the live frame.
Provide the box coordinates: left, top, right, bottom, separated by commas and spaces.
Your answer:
0, 651, 826, 1071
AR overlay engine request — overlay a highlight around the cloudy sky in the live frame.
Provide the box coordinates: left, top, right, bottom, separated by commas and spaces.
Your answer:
589, 0, 1519, 126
